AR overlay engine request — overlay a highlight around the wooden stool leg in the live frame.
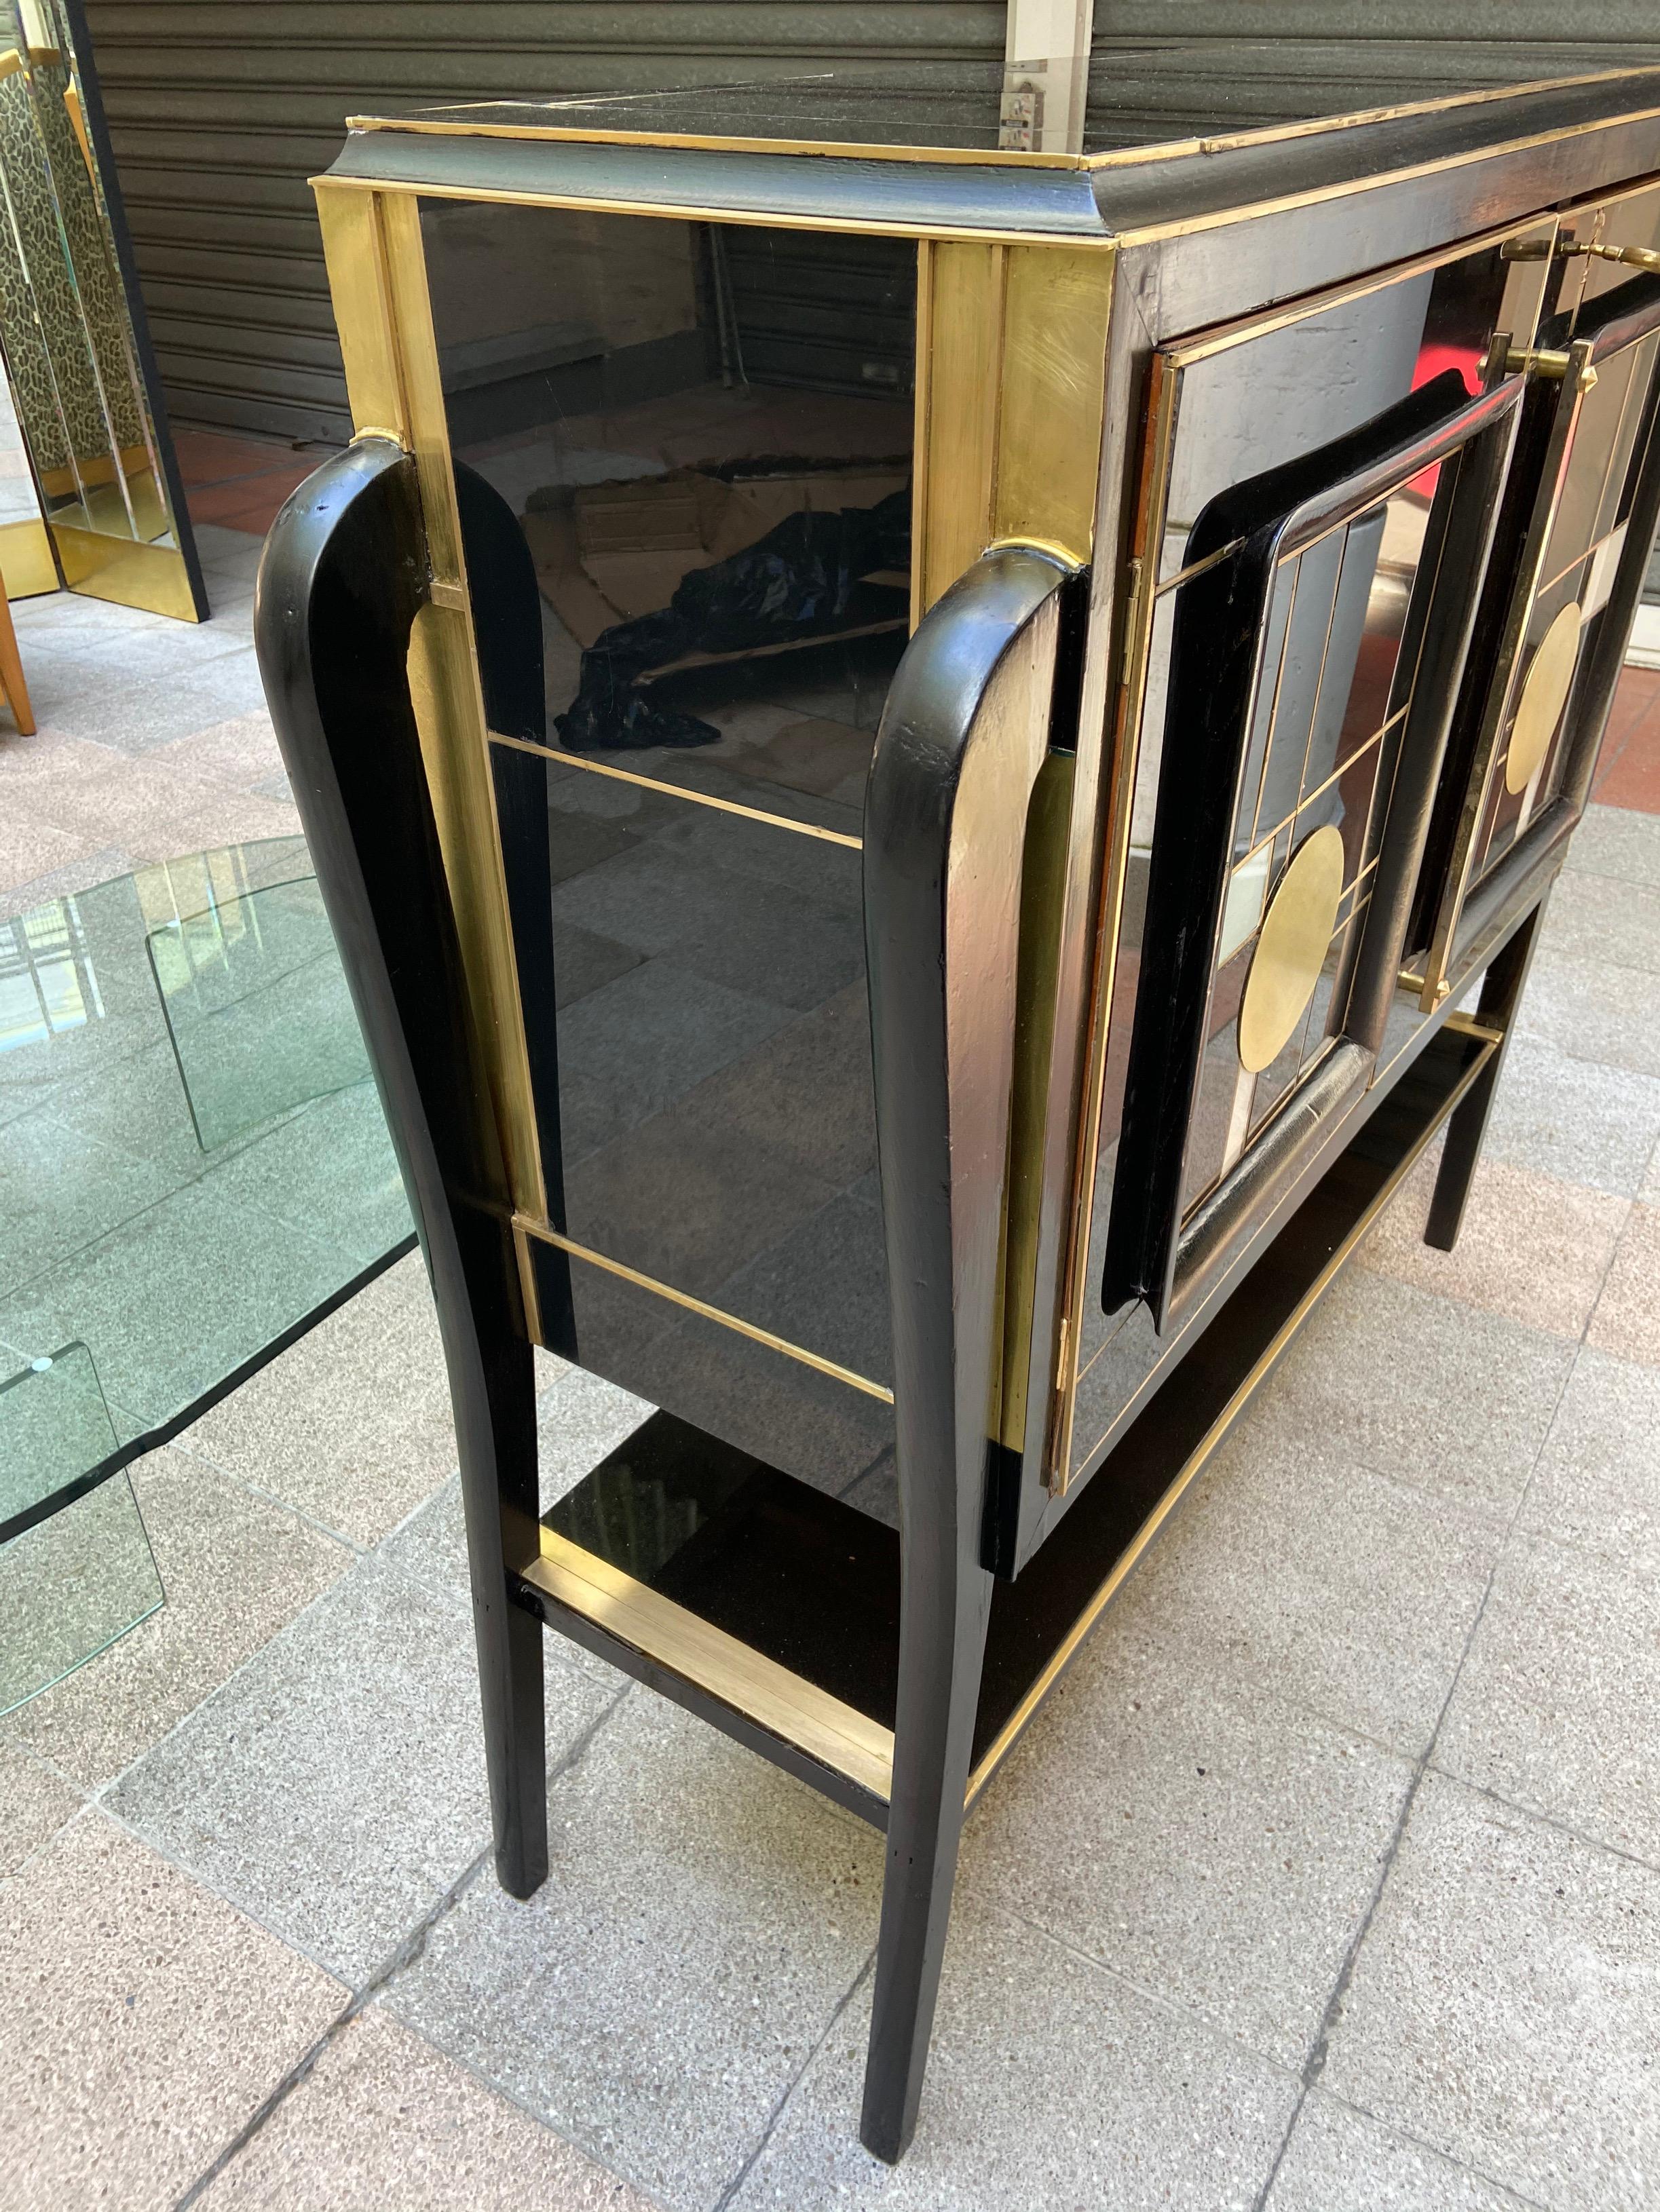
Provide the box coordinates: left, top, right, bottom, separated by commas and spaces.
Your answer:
0, 574, 35, 734
1425, 896, 1547, 1251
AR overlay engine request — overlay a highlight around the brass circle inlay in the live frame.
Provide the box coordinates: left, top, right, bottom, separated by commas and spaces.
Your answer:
1506, 601, 1581, 795
1237, 824, 1345, 1075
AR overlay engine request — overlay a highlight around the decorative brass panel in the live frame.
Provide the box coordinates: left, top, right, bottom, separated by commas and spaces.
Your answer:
1237, 825, 1344, 1074
914, 238, 1112, 616
1506, 601, 1581, 794
0, 514, 55, 596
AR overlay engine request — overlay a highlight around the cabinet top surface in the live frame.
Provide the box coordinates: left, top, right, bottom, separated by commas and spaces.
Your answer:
341, 53, 1660, 170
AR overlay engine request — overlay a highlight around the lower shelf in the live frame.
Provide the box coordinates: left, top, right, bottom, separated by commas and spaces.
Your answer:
514, 1020, 1496, 1827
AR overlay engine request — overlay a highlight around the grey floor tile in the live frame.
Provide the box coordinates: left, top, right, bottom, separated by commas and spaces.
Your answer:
1480, 1033, 1660, 1198
1323, 1773, 1660, 2212
108, 1555, 613, 1985
0, 1811, 345, 2211
1437, 1528, 1660, 1863
180, 1251, 455, 1548
1260, 1270, 1575, 1519
1564, 802, 1660, 890
960, 1621, 1413, 2069
0, 1170, 352, 1428
728, 1907, 1299, 2212
7, 1445, 350, 1790
1586, 1203, 1660, 1369
1116, 1417, 1505, 1757
1266, 2094, 1536, 2210
1538, 869, 1660, 975
1518, 953, 1660, 1079
0, 1104, 181, 1297
195, 2004, 656, 2211
1521, 1347, 1660, 1577
388, 1692, 881, 2212
536, 1360, 655, 1502
1357, 1149, 1627, 1341
0, 1735, 81, 1875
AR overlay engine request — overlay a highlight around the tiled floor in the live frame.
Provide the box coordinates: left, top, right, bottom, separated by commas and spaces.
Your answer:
3, 451, 1660, 2209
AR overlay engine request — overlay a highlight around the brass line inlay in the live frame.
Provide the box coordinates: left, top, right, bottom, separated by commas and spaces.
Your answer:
487, 730, 863, 849
967, 1030, 1500, 1808
523, 1528, 894, 1804
514, 1218, 894, 1405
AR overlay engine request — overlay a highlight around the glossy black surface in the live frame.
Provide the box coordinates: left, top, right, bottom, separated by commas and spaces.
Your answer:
431, 203, 909, 1493
257, 441, 549, 1901
403, 49, 1624, 159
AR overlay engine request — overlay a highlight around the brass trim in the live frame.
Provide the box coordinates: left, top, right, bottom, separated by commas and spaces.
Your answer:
523, 1526, 894, 1804
513, 1217, 895, 1405
1046, 341, 1179, 1492
343, 64, 1660, 178
487, 729, 863, 850
1501, 344, 1597, 389
51, 525, 198, 621
1163, 211, 1560, 370
318, 180, 550, 1227
966, 1029, 1500, 1808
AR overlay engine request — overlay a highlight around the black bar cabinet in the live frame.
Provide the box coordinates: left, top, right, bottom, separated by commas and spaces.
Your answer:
256, 56, 1660, 2161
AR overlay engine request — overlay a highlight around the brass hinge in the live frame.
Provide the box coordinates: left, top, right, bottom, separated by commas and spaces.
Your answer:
1495, 343, 1597, 392
1398, 964, 1450, 1004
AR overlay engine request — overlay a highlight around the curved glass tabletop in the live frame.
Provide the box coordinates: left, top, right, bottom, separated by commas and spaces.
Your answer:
0, 837, 415, 1711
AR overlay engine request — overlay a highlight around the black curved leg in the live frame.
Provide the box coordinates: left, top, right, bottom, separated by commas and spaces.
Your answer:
860, 545, 1077, 2160
1426, 896, 1547, 1253
255, 438, 548, 1899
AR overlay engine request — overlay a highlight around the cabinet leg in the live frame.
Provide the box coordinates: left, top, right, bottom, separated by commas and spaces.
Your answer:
449, 1217, 548, 1901
1426, 898, 1546, 1253
860, 1567, 992, 2165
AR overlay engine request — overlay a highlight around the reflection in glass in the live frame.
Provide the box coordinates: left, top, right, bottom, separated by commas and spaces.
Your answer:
0, 1341, 163, 1714
145, 874, 374, 1151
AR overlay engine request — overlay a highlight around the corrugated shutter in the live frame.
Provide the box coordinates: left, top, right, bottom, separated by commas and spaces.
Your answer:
78, 3, 1660, 444
1084, 8, 1660, 145
79, 1, 1004, 444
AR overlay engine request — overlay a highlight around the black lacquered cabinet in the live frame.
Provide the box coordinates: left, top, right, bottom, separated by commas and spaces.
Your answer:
257, 59, 1660, 2161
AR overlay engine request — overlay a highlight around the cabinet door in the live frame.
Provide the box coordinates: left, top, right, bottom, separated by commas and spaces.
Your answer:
1414, 263, 1660, 1002
1101, 367, 1523, 1331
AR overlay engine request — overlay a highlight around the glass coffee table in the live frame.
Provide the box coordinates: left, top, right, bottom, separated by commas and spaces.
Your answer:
0, 837, 415, 1711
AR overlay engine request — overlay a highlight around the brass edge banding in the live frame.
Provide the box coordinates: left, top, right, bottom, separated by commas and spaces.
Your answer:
487, 729, 863, 849
515, 1215, 895, 1404
512, 1219, 544, 1345
967, 1031, 1501, 1806
523, 1529, 894, 1802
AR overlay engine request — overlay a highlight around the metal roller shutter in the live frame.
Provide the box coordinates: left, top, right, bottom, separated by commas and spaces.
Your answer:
78, 1, 1004, 443
79, 2, 1660, 444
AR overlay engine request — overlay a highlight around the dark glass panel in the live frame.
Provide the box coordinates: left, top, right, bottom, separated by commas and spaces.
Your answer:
1231, 559, 1297, 859
1254, 527, 1344, 841
424, 202, 915, 806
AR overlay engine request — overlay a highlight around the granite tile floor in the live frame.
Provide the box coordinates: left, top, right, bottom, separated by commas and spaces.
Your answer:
3, 480, 1660, 2209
